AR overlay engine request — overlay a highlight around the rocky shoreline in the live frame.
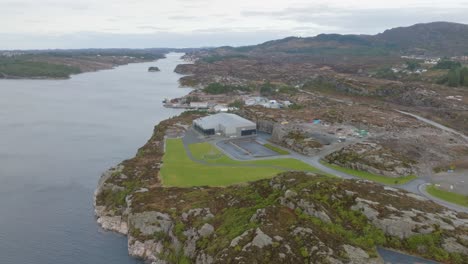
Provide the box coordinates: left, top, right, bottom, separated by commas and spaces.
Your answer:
94, 165, 129, 235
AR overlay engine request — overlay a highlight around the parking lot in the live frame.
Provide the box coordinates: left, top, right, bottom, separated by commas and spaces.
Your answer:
216, 136, 279, 160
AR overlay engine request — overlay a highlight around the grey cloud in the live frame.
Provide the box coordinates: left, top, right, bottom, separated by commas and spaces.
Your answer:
242, 5, 468, 35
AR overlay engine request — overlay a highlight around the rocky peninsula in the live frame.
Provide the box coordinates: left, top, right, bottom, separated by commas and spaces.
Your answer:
94, 112, 468, 264
0, 50, 167, 79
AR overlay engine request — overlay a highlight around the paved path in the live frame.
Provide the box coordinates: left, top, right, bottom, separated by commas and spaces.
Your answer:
394, 110, 468, 212
396, 110, 468, 142
182, 122, 468, 213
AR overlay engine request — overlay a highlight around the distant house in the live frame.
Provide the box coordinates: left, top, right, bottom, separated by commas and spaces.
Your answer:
262, 100, 281, 109
193, 113, 257, 137
213, 104, 229, 112
190, 102, 209, 109
245, 97, 268, 106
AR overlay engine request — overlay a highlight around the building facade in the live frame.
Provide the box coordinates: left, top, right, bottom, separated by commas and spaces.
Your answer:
193, 113, 257, 137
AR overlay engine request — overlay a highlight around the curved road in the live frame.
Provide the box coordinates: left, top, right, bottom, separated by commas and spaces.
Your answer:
396, 110, 468, 142
181, 112, 468, 213
289, 110, 468, 213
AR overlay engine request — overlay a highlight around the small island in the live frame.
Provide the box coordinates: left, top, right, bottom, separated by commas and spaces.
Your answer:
148, 66, 160, 72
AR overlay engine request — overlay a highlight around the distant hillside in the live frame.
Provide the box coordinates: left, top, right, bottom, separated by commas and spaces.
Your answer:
226, 22, 468, 57
373, 22, 468, 56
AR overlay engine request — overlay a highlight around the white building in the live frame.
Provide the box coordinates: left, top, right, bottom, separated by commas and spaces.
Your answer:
193, 113, 257, 137
213, 104, 229, 112
190, 102, 209, 109
262, 100, 281, 109
245, 97, 268, 106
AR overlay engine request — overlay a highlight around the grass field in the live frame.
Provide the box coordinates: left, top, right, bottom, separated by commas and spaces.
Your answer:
161, 139, 321, 187
322, 162, 417, 185
263, 143, 290, 155
188, 142, 318, 170
426, 185, 468, 207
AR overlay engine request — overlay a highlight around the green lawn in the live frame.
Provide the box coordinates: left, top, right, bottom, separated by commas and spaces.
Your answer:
322, 162, 417, 185
161, 139, 321, 187
188, 142, 319, 171
426, 185, 468, 207
263, 143, 290, 155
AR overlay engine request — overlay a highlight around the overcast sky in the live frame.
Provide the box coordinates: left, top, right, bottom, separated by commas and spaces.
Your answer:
1, 0, 468, 49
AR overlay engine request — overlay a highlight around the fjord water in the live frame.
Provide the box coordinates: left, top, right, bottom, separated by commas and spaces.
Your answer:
0, 53, 189, 264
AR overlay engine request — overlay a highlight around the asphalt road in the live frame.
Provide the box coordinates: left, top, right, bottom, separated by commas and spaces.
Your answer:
396, 110, 468, 142
182, 115, 468, 213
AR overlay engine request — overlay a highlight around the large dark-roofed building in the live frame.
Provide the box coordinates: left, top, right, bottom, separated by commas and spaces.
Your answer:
193, 113, 257, 137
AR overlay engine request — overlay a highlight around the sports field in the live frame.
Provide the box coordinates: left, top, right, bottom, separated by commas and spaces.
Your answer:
160, 139, 321, 187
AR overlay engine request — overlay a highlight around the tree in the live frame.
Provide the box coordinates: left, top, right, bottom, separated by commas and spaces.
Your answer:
447, 68, 461, 87
460, 67, 468, 87
434, 59, 462, 70
406, 61, 421, 71
260, 82, 274, 96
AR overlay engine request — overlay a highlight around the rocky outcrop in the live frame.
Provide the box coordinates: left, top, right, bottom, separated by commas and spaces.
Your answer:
271, 127, 323, 156
94, 165, 129, 234
351, 196, 467, 239
325, 142, 417, 177
95, 169, 468, 263
148, 66, 161, 72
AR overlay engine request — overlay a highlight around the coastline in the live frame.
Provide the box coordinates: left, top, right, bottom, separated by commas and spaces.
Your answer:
93, 113, 204, 262
94, 165, 129, 235
0, 58, 161, 81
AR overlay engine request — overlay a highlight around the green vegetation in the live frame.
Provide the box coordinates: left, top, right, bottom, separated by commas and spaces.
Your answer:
302, 78, 336, 92
282, 46, 391, 56
432, 59, 468, 87
185, 96, 200, 103
374, 67, 399, 80
322, 162, 417, 185
96, 175, 142, 209
260, 84, 274, 96
228, 100, 245, 108
160, 139, 321, 187
446, 66, 468, 87
426, 185, 468, 207
0, 57, 81, 78
263, 143, 290, 155
203, 83, 251, 94
259, 82, 297, 97
433, 59, 462, 70
394, 231, 466, 263
288, 103, 304, 110
127, 170, 467, 263
297, 209, 386, 255
405, 60, 421, 71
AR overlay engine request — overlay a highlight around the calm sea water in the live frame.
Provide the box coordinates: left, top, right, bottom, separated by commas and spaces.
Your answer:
0, 53, 190, 264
